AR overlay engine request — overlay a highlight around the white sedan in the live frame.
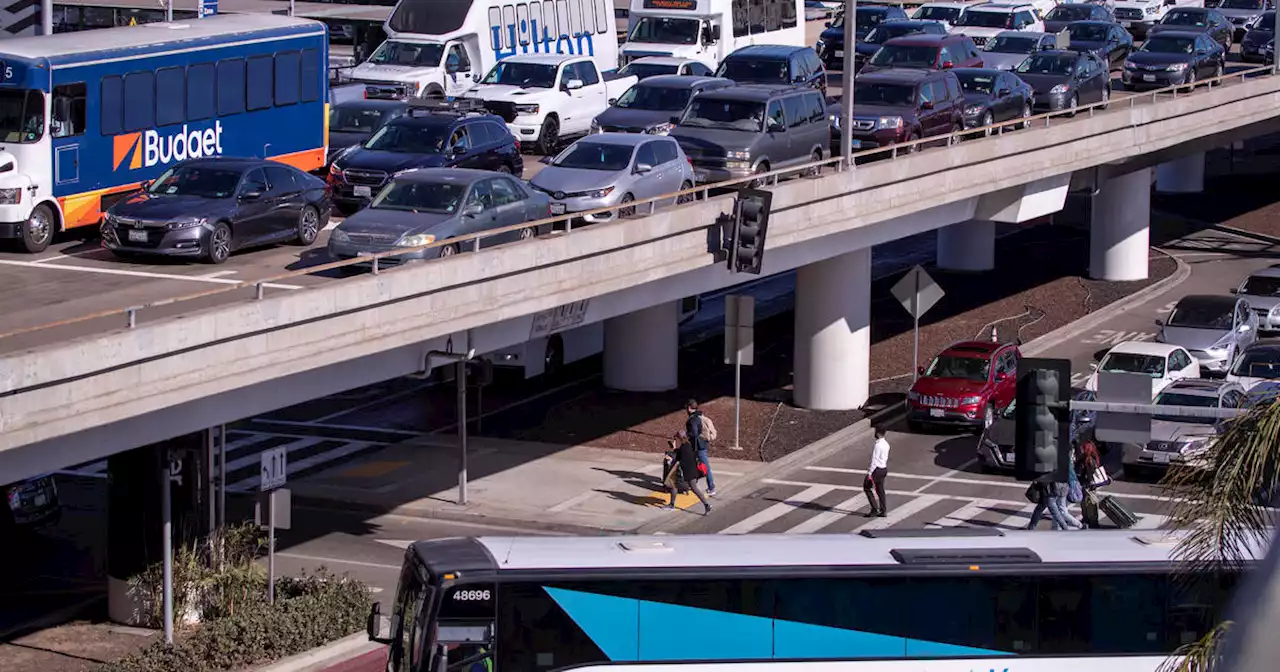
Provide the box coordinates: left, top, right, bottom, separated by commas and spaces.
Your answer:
1084, 341, 1201, 401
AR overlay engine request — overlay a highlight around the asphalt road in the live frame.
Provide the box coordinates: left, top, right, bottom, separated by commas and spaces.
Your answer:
0, 20, 1261, 354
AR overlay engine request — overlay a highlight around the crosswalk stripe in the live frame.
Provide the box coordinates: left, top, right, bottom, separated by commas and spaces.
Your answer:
718, 485, 835, 534
996, 503, 1037, 529
854, 495, 944, 532
224, 437, 325, 474
785, 496, 867, 534
55, 432, 286, 478
930, 498, 1001, 528
227, 441, 375, 492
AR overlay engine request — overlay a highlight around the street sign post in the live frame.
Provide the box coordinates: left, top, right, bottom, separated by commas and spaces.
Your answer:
890, 266, 945, 381
260, 447, 287, 492
258, 447, 288, 604
725, 295, 755, 451
1094, 372, 1154, 444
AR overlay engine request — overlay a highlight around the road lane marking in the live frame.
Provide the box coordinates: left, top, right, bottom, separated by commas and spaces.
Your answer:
784, 496, 867, 534
29, 248, 102, 263
718, 485, 834, 534
997, 503, 1038, 529
548, 491, 598, 513
1081, 329, 1156, 346
779, 473, 1179, 503
250, 418, 423, 436
0, 258, 303, 289
929, 498, 1002, 527
854, 495, 944, 532
227, 441, 374, 491
276, 551, 401, 570
199, 270, 238, 278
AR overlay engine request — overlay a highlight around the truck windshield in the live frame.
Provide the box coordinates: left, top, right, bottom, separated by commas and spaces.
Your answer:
370, 179, 464, 213
365, 123, 448, 153
482, 62, 558, 88
1223, 0, 1264, 9
629, 16, 700, 44
680, 98, 764, 131
368, 40, 445, 67
148, 166, 243, 199
615, 84, 693, 110
0, 89, 45, 144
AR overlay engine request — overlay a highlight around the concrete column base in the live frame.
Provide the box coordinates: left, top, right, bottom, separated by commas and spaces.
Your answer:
603, 301, 678, 392
937, 220, 995, 272
793, 248, 871, 411
1155, 152, 1205, 194
1089, 167, 1151, 282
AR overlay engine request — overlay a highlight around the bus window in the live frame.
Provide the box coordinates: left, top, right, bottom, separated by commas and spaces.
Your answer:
0, 89, 44, 143
101, 76, 122, 135
123, 71, 155, 131
52, 83, 85, 138
156, 67, 185, 126
188, 63, 215, 120
275, 52, 301, 107
300, 50, 320, 102
217, 58, 245, 116
247, 55, 273, 111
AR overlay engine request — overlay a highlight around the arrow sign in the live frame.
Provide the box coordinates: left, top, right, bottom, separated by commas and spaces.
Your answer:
260, 447, 287, 491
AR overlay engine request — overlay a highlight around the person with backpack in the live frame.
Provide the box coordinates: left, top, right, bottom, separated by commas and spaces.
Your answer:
685, 399, 718, 497
661, 437, 712, 515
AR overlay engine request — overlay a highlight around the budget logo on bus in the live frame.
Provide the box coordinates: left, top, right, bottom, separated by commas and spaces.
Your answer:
113, 121, 226, 172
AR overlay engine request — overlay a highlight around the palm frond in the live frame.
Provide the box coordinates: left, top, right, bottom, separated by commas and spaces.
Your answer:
1155, 620, 1233, 672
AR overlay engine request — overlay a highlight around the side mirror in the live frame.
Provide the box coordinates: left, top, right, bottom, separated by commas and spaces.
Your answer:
825, 21, 832, 27
920, 100, 934, 110
367, 602, 387, 642
607, 97, 618, 106
1197, 49, 1208, 55
634, 162, 653, 174
472, 73, 481, 82
997, 87, 1011, 96
564, 78, 585, 91
767, 118, 785, 131
1154, 319, 1164, 327
1089, 362, 1099, 370
996, 372, 1009, 382
1230, 287, 1239, 294
462, 203, 483, 217
539, 155, 554, 164
711, 25, 721, 41
917, 365, 925, 375
139, 179, 152, 192
450, 145, 468, 156
240, 190, 263, 201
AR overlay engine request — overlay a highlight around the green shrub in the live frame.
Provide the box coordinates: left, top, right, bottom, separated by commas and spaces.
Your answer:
103, 569, 371, 672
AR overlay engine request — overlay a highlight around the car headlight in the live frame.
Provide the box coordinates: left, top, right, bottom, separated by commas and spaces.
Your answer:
816, 39, 826, 51
907, 390, 921, 401
1182, 438, 1210, 455
877, 116, 903, 130
726, 150, 750, 160
514, 103, 540, 115
829, 114, 841, 129
1049, 84, 1069, 94
647, 122, 673, 135
1208, 335, 1233, 353
397, 233, 436, 247
1145, 4, 1158, 13
960, 396, 983, 406
0, 187, 21, 205
591, 186, 616, 198
590, 119, 601, 134
964, 104, 984, 116
1166, 62, 1189, 72
1124, 60, 1138, 69
166, 217, 207, 230
331, 228, 349, 242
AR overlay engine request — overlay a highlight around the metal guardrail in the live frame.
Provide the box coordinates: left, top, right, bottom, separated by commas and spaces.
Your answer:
0, 64, 1273, 347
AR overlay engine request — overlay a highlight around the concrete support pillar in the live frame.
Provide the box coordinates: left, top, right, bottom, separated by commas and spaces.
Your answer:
1155, 152, 1205, 193
936, 219, 995, 272
1089, 167, 1151, 282
793, 248, 871, 411
604, 301, 678, 392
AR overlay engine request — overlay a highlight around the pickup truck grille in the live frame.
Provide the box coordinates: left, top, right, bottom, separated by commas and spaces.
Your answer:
482, 100, 518, 122
1115, 8, 1144, 20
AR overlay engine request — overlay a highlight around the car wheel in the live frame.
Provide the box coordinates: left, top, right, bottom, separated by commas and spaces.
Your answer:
748, 162, 770, 188
1066, 93, 1079, 118
294, 205, 320, 246
496, 164, 512, 174
981, 111, 994, 137
1214, 61, 1224, 81
617, 193, 636, 218
1100, 86, 1110, 110
677, 180, 695, 204
518, 226, 536, 241
203, 222, 232, 264
1020, 102, 1033, 129
1184, 68, 1197, 92
19, 203, 54, 253
536, 116, 559, 155
437, 243, 460, 258
805, 149, 823, 177
905, 132, 921, 153
544, 335, 565, 376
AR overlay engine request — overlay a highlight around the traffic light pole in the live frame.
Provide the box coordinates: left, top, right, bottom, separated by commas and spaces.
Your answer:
1067, 400, 1245, 420
841, 0, 856, 168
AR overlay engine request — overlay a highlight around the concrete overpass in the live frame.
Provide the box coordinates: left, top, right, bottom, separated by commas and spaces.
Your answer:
4, 68, 1280, 483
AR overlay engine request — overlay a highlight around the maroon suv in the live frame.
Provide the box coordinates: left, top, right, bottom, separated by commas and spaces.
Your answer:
907, 340, 1021, 432
860, 34, 984, 73
828, 69, 966, 152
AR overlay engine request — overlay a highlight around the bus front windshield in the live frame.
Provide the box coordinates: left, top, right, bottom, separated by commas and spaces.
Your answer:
629, 16, 700, 44
0, 89, 45, 144
368, 40, 445, 67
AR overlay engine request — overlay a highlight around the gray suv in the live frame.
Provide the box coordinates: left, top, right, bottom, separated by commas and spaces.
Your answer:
1232, 263, 1280, 333
670, 85, 832, 186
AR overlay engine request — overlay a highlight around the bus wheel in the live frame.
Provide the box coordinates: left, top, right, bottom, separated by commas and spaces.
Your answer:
20, 203, 54, 254
544, 336, 564, 377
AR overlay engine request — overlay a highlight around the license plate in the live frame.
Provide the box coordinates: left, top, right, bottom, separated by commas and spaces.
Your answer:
354, 185, 372, 197
849, 139, 862, 149
1121, 20, 1132, 27
1003, 453, 1015, 463
1143, 74, 1156, 82
1153, 452, 1171, 464
549, 202, 567, 215
833, 50, 843, 57
930, 408, 944, 418
33, 494, 46, 507
127, 229, 147, 242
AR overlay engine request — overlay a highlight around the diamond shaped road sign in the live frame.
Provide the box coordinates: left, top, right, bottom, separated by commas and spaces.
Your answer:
891, 265, 945, 320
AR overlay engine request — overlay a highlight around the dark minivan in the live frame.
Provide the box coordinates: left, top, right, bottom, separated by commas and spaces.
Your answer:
714, 45, 828, 97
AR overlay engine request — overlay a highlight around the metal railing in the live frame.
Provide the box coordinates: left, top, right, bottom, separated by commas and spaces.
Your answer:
0, 64, 1273, 348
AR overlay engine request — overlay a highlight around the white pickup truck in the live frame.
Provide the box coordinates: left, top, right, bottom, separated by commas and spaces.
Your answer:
462, 54, 638, 154
1113, 0, 1205, 38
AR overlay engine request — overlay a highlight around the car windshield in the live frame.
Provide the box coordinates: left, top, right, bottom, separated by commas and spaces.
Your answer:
956, 72, 997, 94
367, 40, 444, 67
867, 24, 925, 43
615, 83, 694, 110
619, 62, 679, 79
628, 16, 700, 44
1223, 0, 1264, 9
369, 179, 464, 213
1143, 36, 1198, 53
1067, 23, 1110, 41
1163, 10, 1209, 26
923, 354, 990, 381
715, 58, 789, 84
330, 106, 396, 133
482, 61, 557, 88
1253, 11, 1276, 29
1099, 353, 1166, 377
147, 166, 242, 199
852, 81, 916, 105
680, 98, 765, 131
1153, 392, 1221, 424
1047, 5, 1094, 20
552, 141, 634, 171
956, 10, 1013, 28
915, 6, 962, 21
1016, 53, 1077, 75
364, 123, 448, 153
1231, 350, 1280, 378
832, 9, 887, 35
985, 35, 1038, 53
0, 89, 44, 144
1167, 301, 1234, 329
1241, 275, 1280, 295
868, 44, 939, 67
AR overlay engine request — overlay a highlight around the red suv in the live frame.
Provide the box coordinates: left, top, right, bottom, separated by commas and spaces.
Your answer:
907, 340, 1020, 432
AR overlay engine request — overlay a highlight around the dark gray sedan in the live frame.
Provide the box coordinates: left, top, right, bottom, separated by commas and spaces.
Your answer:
327, 168, 551, 268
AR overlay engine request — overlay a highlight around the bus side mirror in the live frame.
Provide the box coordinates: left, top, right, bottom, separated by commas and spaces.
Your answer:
366, 602, 389, 642
709, 24, 721, 42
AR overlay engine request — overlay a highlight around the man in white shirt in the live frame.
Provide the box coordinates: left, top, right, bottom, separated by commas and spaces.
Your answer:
864, 427, 890, 517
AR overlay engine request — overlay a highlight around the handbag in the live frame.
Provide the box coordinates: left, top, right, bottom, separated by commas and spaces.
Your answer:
1024, 483, 1040, 504
1091, 464, 1113, 489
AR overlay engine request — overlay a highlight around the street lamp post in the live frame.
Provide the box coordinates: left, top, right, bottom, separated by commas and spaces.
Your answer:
427, 348, 476, 505
841, 0, 857, 168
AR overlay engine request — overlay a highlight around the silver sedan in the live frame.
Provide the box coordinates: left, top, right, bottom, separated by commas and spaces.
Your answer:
528, 133, 697, 224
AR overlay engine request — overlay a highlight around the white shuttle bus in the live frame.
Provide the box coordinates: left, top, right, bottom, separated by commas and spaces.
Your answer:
621, 0, 805, 69
346, 0, 623, 100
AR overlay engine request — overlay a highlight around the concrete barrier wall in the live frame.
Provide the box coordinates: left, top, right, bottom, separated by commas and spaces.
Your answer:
3, 75, 1279, 458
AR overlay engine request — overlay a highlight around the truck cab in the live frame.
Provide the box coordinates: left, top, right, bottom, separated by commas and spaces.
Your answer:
347, 37, 479, 100
620, 0, 807, 70
1114, 0, 1206, 38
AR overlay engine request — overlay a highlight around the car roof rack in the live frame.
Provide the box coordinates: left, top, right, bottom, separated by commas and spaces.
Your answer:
405, 97, 490, 117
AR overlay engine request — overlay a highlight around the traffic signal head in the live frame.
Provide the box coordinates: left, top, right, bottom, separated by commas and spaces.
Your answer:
1014, 357, 1072, 482
728, 188, 772, 275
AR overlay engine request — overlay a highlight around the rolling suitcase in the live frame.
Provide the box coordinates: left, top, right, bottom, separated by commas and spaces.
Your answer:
1098, 494, 1139, 529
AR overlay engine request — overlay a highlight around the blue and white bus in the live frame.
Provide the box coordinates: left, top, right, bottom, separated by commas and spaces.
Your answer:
0, 14, 329, 253
368, 528, 1266, 672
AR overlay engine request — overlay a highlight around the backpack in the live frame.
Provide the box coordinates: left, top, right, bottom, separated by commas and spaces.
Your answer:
699, 414, 718, 442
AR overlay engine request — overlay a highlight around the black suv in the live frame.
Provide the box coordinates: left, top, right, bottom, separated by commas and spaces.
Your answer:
714, 45, 828, 98
327, 99, 523, 214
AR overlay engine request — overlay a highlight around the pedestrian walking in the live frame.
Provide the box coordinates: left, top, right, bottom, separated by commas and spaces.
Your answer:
863, 427, 890, 517
685, 399, 718, 497
1076, 439, 1103, 529
1026, 473, 1083, 530
662, 437, 712, 515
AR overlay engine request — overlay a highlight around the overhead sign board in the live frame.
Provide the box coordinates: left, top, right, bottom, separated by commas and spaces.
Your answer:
530, 300, 590, 339
1094, 372, 1153, 444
